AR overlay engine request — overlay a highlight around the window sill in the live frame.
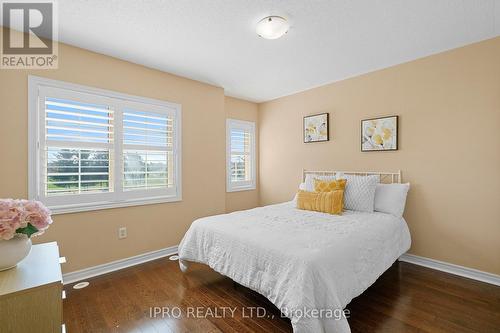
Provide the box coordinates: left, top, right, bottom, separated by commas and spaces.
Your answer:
48, 195, 182, 215
226, 186, 256, 193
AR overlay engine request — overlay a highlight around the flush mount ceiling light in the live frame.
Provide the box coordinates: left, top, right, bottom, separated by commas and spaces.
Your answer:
256, 16, 289, 39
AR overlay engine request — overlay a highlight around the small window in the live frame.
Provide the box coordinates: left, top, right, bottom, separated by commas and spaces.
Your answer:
29, 76, 182, 214
226, 119, 256, 192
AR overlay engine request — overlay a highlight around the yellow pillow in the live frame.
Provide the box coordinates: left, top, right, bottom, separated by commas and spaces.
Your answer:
296, 190, 344, 215
314, 178, 347, 192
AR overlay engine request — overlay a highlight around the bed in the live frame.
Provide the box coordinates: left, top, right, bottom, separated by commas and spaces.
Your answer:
178, 170, 411, 333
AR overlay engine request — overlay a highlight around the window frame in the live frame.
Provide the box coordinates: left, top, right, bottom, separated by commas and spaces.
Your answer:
28, 75, 182, 214
226, 119, 256, 192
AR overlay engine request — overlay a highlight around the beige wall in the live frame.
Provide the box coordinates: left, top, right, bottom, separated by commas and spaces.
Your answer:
1, 25, 498, 277
0, 29, 232, 273
259, 37, 500, 275
224, 96, 260, 212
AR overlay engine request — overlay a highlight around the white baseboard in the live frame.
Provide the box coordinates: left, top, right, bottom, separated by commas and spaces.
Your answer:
63, 247, 499, 287
63, 245, 178, 285
399, 253, 500, 287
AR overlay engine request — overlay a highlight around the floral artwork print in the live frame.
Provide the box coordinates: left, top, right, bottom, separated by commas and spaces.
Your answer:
361, 116, 398, 151
304, 113, 329, 143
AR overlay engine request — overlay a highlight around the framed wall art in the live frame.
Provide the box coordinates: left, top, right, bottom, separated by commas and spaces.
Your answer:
304, 113, 329, 143
361, 115, 398, 151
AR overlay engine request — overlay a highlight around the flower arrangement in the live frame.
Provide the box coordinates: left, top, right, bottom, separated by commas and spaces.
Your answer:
0, 199, 53, 240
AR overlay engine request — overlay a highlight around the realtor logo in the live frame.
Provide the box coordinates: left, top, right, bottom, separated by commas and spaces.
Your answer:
1, 0, 58, 69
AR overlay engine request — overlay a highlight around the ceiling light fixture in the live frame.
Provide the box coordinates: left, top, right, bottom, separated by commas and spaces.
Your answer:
256, 16, 289, 40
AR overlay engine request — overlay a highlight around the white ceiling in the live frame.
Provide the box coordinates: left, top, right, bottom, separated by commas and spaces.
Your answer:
53, 1, 500, 102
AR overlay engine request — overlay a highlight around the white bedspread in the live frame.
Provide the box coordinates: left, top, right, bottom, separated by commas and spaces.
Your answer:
178, 201, 411, 333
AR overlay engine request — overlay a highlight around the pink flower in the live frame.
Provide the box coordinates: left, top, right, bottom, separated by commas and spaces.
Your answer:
0, 224, 17, 240
0, 199, 53, 240
0, 199, 23, 240
23, 200, 52, 231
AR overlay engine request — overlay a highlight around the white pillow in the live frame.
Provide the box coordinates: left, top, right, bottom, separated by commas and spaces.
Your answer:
374, 183, 410, 217
337, 174, 380, 212
304, 174, 336, 191
293, 182, 307, 204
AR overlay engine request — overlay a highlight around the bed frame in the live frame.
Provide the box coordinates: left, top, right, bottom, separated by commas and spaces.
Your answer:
302, 169, 402, 184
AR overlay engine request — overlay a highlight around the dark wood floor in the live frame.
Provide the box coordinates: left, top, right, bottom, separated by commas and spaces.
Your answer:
64, 258, 500, 333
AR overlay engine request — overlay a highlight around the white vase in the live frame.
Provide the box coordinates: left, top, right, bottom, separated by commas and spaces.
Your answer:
0, 236, 32, 271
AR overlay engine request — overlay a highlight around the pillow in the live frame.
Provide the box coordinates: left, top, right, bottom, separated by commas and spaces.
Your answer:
296, 190, 343, 215
304, 174, 336, 191
314, 178, 347, 192
292, 183, 307, 203
374, 183, 410, 217
337, 174, 379, 212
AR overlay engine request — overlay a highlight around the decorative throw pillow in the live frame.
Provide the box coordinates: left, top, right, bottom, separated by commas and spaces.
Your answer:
374, 183, 410, 217
337, 174, 379, 212
304, 174, 336, 191
314, 179, 347, 192
296, 190, 343, 215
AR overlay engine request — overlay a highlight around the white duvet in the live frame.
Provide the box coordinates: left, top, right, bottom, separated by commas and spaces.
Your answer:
178, 201, 411, 333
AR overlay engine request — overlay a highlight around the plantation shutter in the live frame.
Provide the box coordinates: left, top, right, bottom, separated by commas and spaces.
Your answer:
40, 87, 114, 201
230, 127, 252, 182
122, 109, 174, 191
30, 78, 181, 213
226, 119, 255, 192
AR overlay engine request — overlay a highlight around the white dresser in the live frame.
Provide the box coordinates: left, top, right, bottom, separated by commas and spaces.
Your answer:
0, 242, 65, 333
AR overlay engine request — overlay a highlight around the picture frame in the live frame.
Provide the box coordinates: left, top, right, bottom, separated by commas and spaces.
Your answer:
361, 115, 398, 151
303, 113, 329, 143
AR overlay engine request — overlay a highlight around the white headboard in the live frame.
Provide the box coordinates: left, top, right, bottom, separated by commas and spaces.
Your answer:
302, 169, 402, 184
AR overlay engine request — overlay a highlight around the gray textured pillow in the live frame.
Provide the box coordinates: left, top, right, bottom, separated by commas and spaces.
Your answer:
338, 174, 380, 212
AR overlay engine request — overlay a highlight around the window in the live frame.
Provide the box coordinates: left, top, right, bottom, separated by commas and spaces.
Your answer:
28, 76, 181, 213
226, 119, 256, 192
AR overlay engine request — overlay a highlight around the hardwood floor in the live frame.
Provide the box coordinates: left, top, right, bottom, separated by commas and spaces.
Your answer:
64, 259, 500, 333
